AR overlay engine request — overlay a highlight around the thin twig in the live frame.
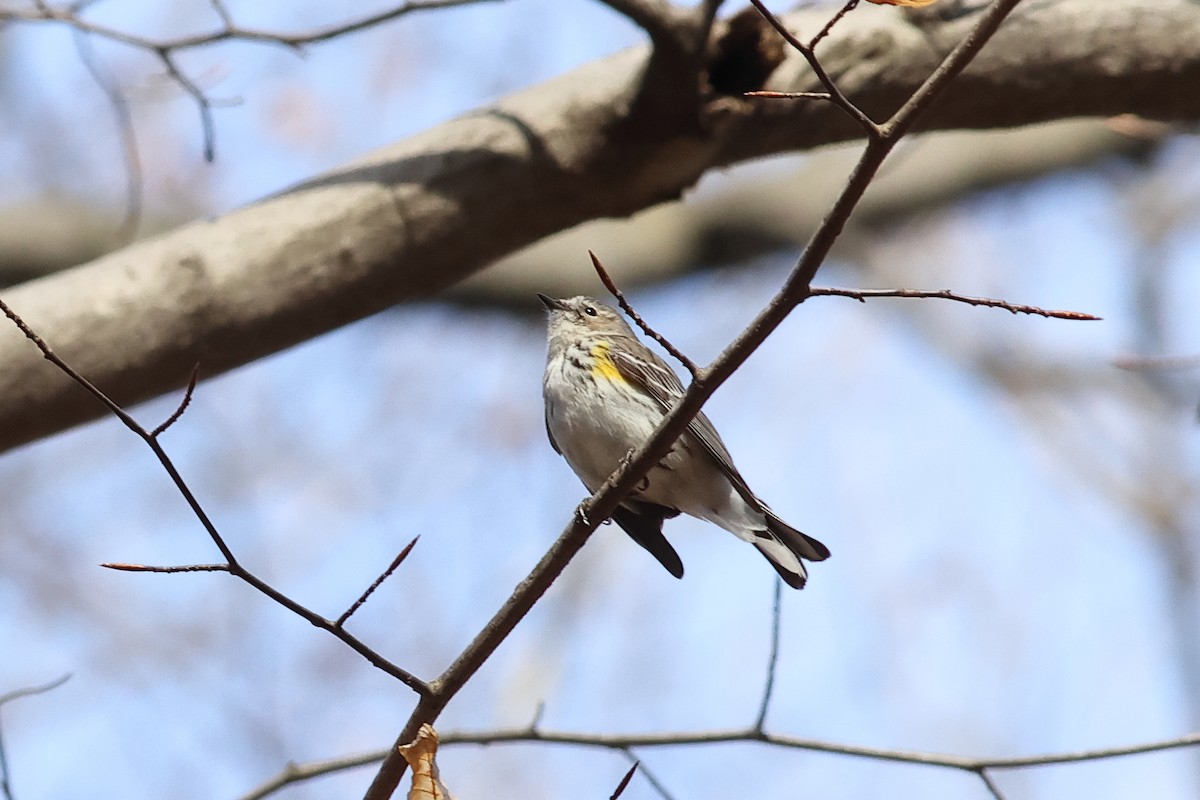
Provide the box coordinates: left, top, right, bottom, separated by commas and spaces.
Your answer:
437, 726, 1200, 770
623, 749, 676, 800
744, 90, 832, 100
809, 0, 860, 49
7, 1, 496, 162
755, 578, 783, 731
242, 725, 1200, 800
101, 562, 230, 573
240, 750, 389, 800
0, 675, 71, 710
0, 294, 236, 565
8, 0, 500, 53
1112, 353, 1200, 371
976, 767, 1007, 800
0, 296, 431, 698
151, 363, 201, 438
336, 537, 419, 628
208, 0, 234, 28
0, 675, 70, 800
529, 700, 546, 731
589, 251, 698, 377
810, 286, 1100, 320
746, 0, 879, 134
70, 27, 143, 242
159, 50, 216, 161
609, 760, 639, 800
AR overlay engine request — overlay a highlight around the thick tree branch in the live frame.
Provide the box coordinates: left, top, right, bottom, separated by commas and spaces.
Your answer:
1, 0, 1195, 452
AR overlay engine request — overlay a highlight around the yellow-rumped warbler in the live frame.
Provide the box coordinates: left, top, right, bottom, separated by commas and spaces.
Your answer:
538, 293, 830, 588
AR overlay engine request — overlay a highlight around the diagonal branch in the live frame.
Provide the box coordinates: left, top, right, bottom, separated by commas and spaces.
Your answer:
362, 2, 1027, 798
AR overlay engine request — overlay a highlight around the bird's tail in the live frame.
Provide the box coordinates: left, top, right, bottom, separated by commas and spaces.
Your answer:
753, 511, 831, 590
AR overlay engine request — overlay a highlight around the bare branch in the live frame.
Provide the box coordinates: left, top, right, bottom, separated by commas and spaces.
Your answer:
8, 0, 501, 52
747, 0, 879, 134
809, 0, 860, 49
744, 90, 832, 100
240, 751, 388, 800
1113, 353, 1200, 371
4, 0, 501, 159
809, 286, 1101, 320
590, 251, 698, 377
151, 363, 201, 438
437, 726, 1200, 770
622, 750, 676, 800
244, 725, 1200, 799
0, 675, 71, 709
336, 537, 419, 628
0, 297, 431, 697
609, 760, 639, 800
0, 675, 71, 800
158, 50, 217, 162
754, 578, 782, 731
207, 0, 234, 28
101, 562, 230, 573
976, 767, 1007, 800
70, 27, 142, 242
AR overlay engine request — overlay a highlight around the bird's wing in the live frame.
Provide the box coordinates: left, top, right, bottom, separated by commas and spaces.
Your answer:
608, 337, 762, 511
544, 403, 562, 455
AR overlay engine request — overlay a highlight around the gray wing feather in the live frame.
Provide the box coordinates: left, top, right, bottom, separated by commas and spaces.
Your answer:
611, 335, 832, 572
544, 404, 561, 455
608, 339, 762, 510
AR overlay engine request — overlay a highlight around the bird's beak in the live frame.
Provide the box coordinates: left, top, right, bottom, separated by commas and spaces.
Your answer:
537, 293, 566, 311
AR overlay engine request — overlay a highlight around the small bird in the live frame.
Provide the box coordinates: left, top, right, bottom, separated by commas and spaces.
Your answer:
538, 293, 830, 588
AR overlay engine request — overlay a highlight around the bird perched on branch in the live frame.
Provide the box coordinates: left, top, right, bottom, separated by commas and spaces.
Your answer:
538, 293, 829, 588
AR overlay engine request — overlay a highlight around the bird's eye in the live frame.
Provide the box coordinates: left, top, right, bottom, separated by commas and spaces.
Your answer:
584, 306, 598, 316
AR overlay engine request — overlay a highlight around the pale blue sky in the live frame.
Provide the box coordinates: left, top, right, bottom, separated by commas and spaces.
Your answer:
2, 3, 1199, 800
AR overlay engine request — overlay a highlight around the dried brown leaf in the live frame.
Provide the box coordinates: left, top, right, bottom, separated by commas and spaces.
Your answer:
400, 724, 453, 800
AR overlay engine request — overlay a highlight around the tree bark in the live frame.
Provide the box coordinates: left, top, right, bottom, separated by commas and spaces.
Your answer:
1, 0, 1196, 453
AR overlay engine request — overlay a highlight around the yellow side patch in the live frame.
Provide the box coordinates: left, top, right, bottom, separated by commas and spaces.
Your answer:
589, 342, 627, 384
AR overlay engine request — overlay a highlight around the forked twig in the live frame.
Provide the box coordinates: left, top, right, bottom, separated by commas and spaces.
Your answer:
0, 296, 430, 697
746, 0, 879, 134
